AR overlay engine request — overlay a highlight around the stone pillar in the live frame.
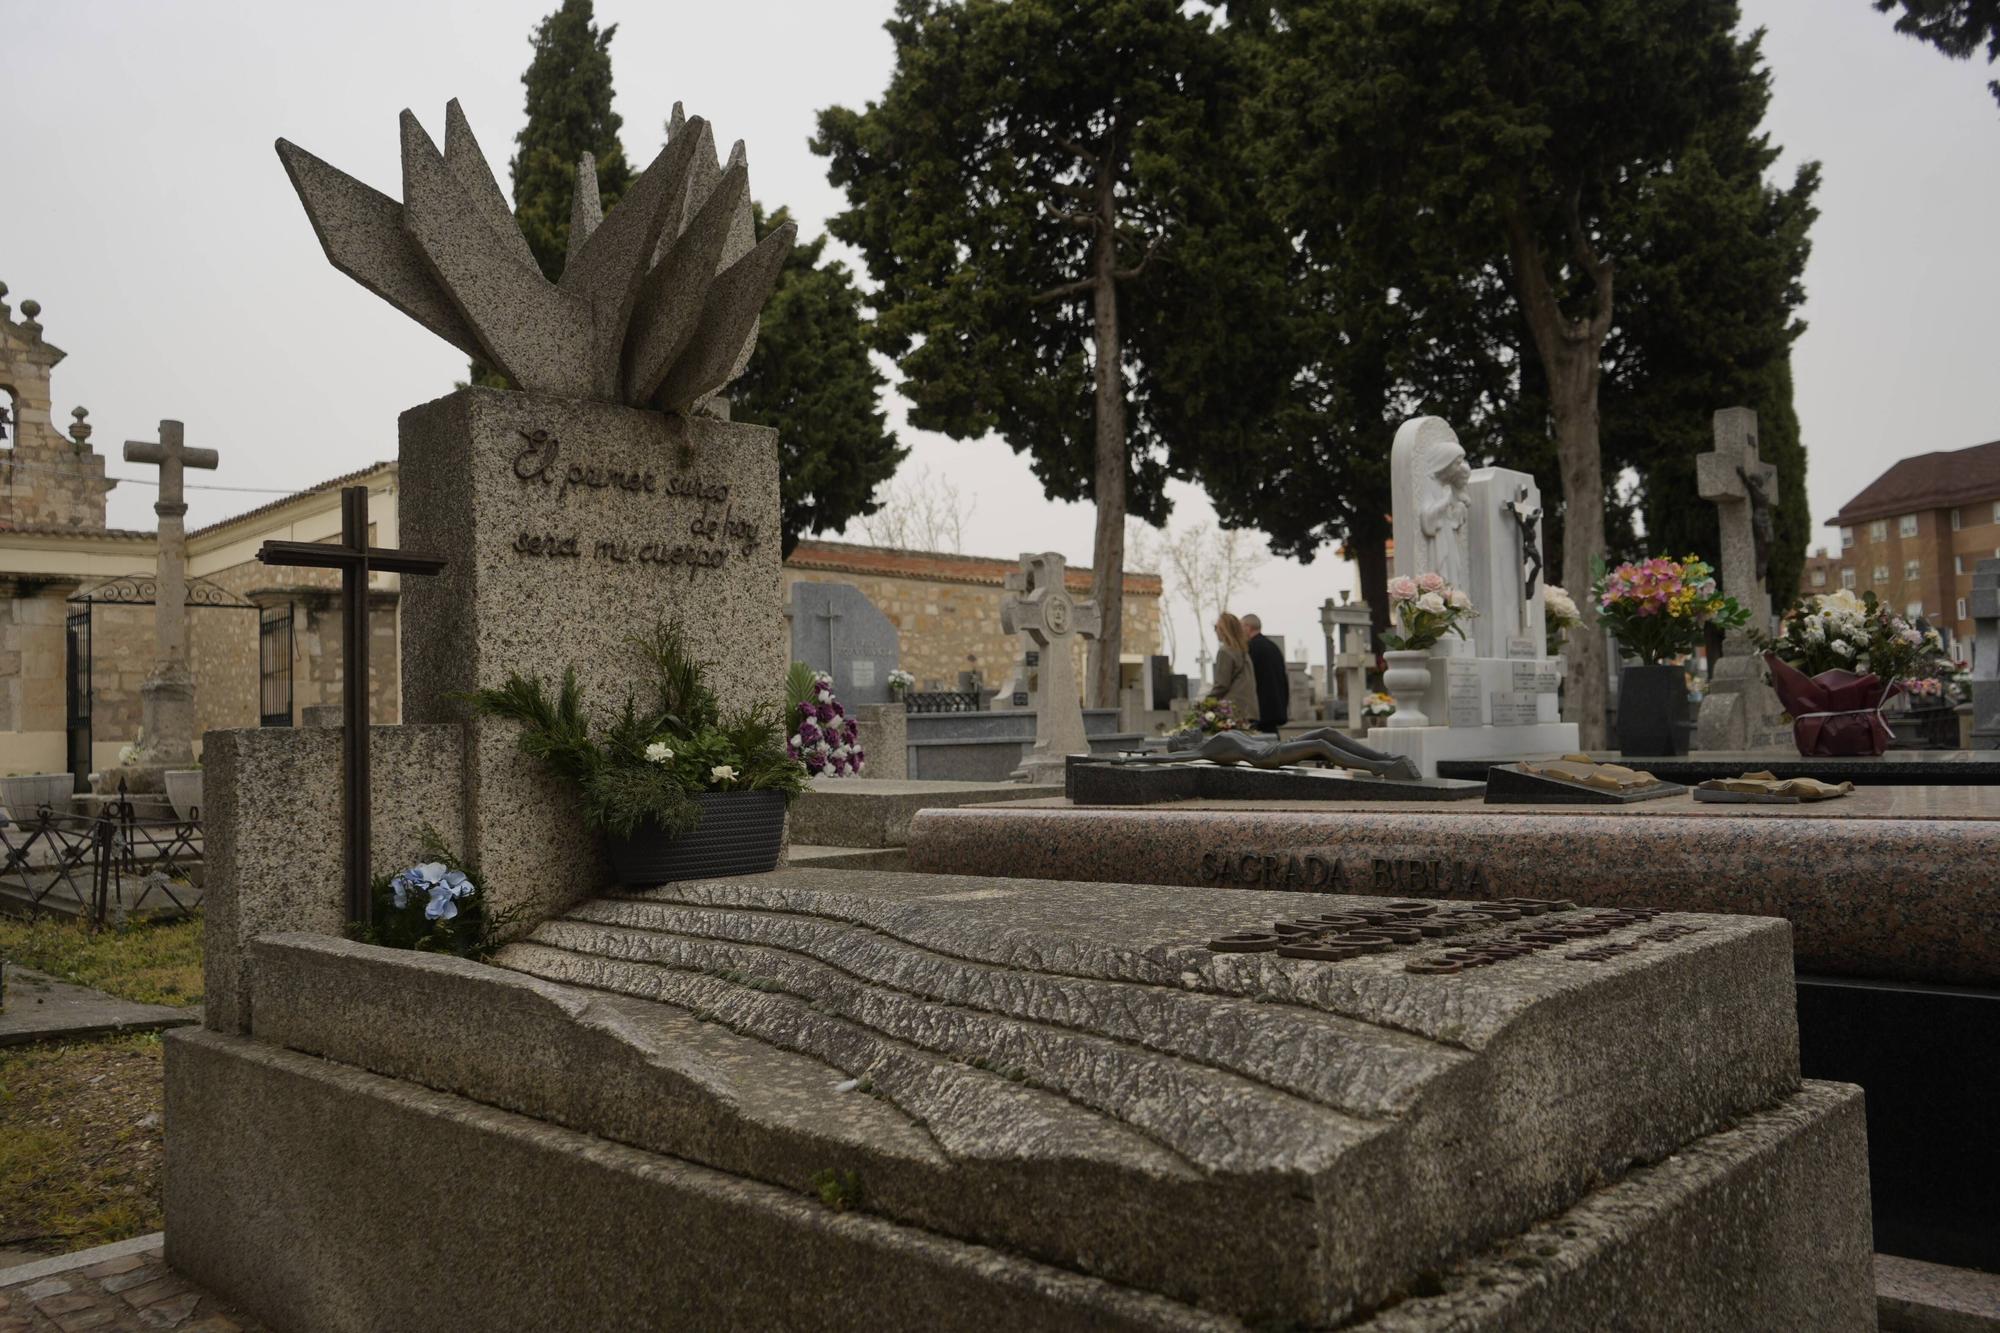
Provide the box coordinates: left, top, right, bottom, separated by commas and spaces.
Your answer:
853, 702, 909, 779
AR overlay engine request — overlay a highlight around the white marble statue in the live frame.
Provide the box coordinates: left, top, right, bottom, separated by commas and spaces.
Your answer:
1391, 416, 1472, 589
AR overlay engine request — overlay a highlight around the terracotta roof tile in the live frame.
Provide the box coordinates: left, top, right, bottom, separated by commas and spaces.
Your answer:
786, 538, 1162, 595
0, 524, 151, 540
189, 461, 395, 538
1830, 440, 2000, 526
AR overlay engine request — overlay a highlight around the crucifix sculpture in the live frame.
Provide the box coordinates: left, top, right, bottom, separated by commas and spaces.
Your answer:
1696, 406, 1779, 639
1507, 484, 1544, 633
257, 486, 445, 924
124, 420, 219, 772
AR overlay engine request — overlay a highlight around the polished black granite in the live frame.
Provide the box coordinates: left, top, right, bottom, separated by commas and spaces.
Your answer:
1066, 759, 1485, 805
1440, 750, 2000, 787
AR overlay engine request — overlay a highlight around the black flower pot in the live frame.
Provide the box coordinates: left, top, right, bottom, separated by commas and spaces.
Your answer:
603, 790, 787, 887
1616, 664, 1690, 757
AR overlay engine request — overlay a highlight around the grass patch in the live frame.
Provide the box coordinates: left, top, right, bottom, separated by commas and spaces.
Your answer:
0, 1033, 165, 1253
0, 914, 204, 1008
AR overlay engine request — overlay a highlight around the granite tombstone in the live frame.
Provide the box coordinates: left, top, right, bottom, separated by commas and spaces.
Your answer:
1694, 407, 1792, 752
788, 581, 901, 707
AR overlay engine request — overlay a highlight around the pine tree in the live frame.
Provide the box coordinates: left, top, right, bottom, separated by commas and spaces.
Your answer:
730, 206, 907, 556
1874, 0, 2000, 106
814, 0, 1290, 705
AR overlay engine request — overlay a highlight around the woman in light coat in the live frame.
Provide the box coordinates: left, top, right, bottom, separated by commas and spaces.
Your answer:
1205, 613, 1261, 729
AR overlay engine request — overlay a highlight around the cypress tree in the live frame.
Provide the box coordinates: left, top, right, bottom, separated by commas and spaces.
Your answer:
510, 0, 633, 280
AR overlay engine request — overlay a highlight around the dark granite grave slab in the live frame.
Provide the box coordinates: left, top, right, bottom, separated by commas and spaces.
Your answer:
1067, 759, 1484, 805
1483, 763, 1686, 805
1441, 749, 2000, 786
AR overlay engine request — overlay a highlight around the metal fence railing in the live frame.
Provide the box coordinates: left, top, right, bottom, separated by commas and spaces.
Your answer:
0, 790, 202, 929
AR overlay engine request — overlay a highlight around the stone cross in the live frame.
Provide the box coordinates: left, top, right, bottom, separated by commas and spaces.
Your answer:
258, 487, 445, 924
1000, 552, 1100, 781
1696, 407, 1779, 638
123, 420, 219, 769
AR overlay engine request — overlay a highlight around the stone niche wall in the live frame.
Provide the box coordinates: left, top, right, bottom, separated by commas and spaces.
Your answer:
782, 569, 1161, 692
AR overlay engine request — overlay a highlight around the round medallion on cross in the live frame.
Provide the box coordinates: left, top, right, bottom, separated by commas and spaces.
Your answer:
1044, 592, 1072, 636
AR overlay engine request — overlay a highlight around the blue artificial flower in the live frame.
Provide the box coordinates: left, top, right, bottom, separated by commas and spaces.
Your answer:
425, 869, 477, 922
390, 862, 477, 921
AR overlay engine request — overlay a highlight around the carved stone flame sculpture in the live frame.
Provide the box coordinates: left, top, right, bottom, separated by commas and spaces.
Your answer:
275, 100, 792, 412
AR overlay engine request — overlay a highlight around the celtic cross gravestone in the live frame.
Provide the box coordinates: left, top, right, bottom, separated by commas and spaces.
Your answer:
1000, 551, 1099, 783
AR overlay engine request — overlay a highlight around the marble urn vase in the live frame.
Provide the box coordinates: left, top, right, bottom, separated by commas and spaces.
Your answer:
1616, 664, 1691, 757
602, 791, 787, 887
1381, 650, 1433, 728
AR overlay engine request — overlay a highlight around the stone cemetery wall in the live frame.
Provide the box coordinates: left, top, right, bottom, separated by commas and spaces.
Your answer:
783, 541, 1161, 693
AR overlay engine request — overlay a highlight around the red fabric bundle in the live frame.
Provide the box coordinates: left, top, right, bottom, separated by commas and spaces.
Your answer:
1762, 653, 1898, 757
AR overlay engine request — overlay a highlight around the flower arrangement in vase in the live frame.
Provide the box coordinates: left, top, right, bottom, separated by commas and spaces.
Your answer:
1758, 589, 1952, 756
1594, 555, 1746, 756
1362, 692, 1397, 721
887, 668, 916, 699
785, 664, 867, 777
1544, 585, 1582, 656
1379, 574, 1475, 728
468, 622, 808, 886
1178, 699, 1238, 736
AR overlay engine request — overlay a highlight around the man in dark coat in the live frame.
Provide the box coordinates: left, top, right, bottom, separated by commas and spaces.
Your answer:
1241, 613, 1289, 732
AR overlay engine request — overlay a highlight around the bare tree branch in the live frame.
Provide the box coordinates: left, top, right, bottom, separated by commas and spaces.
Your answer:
1030, 275, 1099, 305
1055, 135, 1102, 166
1113, 236, 1163, 282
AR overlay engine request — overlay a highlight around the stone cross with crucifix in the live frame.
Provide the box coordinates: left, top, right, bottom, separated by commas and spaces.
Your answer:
1001, 551, 1100, 783
123, 420, 218, 773
1696, 406, 1780, 640
1693, 406, 1793, 750
258, 486, 445, 924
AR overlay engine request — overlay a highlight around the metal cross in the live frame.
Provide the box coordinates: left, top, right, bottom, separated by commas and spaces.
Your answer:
256, 487, 445, 925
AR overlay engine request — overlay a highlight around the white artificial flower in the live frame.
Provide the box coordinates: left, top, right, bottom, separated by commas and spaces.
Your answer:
644, 741, 675, 765
1831, 639, 1853, 658
1415, 591, 1446, 614
1447, 588, 1471, 610
710, 764, 739, 783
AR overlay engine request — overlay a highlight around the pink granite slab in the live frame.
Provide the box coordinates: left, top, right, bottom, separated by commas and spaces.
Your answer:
907, 788, 2000, 986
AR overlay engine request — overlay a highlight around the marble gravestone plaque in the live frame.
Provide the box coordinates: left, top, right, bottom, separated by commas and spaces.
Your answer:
788, 581, 901, 707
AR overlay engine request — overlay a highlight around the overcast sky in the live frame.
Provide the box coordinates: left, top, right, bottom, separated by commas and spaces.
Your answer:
5, 0, 1996, 676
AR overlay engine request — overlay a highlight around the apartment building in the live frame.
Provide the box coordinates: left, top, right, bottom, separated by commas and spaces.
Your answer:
1802, 438, 2000, 659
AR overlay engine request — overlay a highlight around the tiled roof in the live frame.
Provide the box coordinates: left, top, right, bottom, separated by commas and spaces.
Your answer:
0, 524, 151, 540
787, 538, 1164, 595
1830, 440, 2000, 526
189, 461, 395, 538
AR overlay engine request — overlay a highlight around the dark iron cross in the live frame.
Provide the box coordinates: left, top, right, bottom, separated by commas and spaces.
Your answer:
257, 486, 445, 925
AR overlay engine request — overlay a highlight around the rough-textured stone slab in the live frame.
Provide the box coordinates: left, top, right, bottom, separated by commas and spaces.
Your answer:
396, 387, 783, 921
1439, 750, 2000, 786
167, 919, 1869, 1331
201, 723, 463, 1034
906, 797, 2000, 985
422, 867, 1797, 1326
165, 1027, 1230, 1333
1350, 1080, 1874, 1332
